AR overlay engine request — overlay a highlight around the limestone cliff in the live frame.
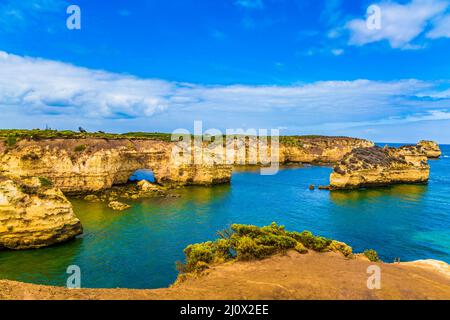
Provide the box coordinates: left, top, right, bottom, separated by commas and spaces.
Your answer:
330, 145, 429, 189
0, 139, 232, 193
418, 140, 442, 159
278, 136, 374, 163
0, 136, 372, 193
0, 176, 82, 249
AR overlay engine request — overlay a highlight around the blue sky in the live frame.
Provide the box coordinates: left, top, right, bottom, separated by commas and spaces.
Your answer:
0, 0, 450, 142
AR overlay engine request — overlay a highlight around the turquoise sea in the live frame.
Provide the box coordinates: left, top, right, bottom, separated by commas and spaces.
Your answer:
0, 144, 449, 289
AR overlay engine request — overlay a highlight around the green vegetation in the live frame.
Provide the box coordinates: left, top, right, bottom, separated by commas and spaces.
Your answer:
0, 129, 346, 146
74, 144, 87, 152
363, 249, 381, 262
0, 129, 174, 143
177, 222, 353, 276
38, 177, 53, 188
5, 134, 17, 147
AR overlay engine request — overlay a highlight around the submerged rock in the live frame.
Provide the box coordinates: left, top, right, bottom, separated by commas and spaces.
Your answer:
84, 194, 100, 202
108, 201, 131, 211
137, 179, 162, 192
329, 145, 429, 190
0, 176, 83, 250
418, 140, 442, 159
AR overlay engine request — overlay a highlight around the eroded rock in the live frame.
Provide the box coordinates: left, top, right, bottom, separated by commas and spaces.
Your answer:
418, 140, 442, 159
330, 145, 429, 189
0, 176, 83, 249
108, 201, 131, 211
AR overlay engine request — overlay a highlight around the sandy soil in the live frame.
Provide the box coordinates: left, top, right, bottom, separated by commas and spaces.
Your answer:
1, 251, 449, 300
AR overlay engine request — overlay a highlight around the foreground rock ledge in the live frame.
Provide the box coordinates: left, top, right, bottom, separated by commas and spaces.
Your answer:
330, 145, 430, 190
0, 177, 83, 249
1, 251, 449, 300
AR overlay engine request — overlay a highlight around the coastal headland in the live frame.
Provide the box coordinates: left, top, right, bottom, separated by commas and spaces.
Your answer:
0, 130, 447, 300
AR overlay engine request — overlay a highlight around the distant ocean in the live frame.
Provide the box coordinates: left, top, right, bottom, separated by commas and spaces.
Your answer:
1, 144, 449, 289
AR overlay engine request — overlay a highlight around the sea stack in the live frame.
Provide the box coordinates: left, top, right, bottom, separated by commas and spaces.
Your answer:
0, 176, 83, 250
329, 145, 429, 190
418, 140, 442, 159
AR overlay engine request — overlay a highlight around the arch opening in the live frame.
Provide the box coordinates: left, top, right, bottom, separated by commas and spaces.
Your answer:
128, 169, 155, 183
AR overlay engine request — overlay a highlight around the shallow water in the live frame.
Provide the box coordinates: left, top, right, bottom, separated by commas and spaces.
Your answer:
1, 145, 449, 289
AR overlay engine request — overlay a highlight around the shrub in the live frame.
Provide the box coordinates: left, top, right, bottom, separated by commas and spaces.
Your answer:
183, 239, 231, 273
177, 223, 354, 279
74, 144, 87, 152
294, 242, 308, 254
363, 249, 380, 262
234, 236, 277, 260
5, 135, 17, 147
328, 240, 353, 257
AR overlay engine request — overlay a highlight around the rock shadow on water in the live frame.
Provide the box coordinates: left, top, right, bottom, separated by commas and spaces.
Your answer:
329, 184, 428, 205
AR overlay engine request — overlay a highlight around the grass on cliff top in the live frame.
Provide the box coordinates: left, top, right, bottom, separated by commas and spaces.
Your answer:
176, 222, 358, 281
0, 129, 358, 147
0, 129, 173, 143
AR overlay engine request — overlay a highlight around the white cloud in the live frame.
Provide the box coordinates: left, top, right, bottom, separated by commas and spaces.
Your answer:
0, 51, 174, 118
346, 0, 449, 49
0, 51, 450, 140
427, 14, 450, 38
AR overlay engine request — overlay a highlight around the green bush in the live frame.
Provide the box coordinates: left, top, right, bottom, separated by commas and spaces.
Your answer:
74, 144, 87, 152
5, 135, 17, 147
183, 239, 231, 273
177, 222, 354, 278
294, 242, 308, 254
363, 249, 380, 262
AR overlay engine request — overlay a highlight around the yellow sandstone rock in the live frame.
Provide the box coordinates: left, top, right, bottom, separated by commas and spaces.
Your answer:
418, 140, 442, 159
108, 201, 131, 211
0, 136, 373, 193
330, 145, 430, 190
0, 176, 82, 249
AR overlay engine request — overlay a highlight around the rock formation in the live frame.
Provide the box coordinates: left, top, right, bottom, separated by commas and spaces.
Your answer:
330, 145, 430, 189
0, 138, 232, 193
278, 136, 374, 163
108, 201, 131, 211
418, 140, 442, 159
0, 136, 373, 193
0, 176, 82, 249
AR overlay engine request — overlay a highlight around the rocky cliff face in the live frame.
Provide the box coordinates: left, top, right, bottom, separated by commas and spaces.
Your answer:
330, 145, 430, 189
278, 137, 374, 163
0, 139, 232, 193
418, 140, 442, 159
0, 176, 82, 249
0, 136, 372, 193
